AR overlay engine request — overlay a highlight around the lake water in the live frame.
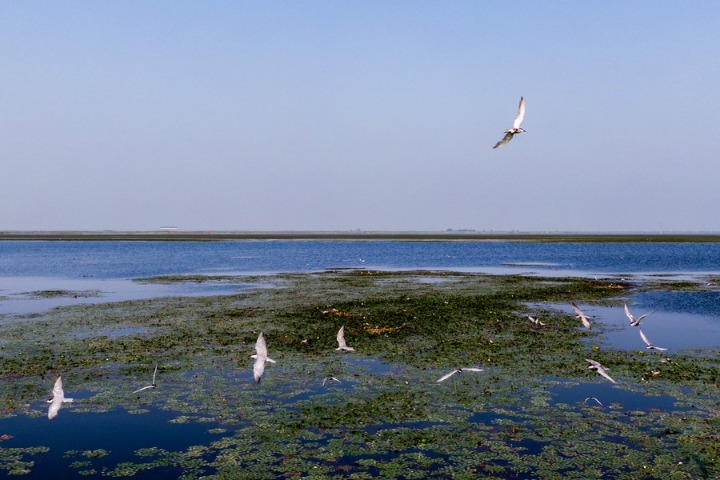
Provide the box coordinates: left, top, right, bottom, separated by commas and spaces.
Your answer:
1, 239, 720, 279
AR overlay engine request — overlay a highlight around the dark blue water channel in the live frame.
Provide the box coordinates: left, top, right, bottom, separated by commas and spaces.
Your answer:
0, 408, 225, 479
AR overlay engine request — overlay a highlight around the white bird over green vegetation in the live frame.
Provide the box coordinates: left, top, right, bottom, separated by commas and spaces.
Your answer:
527, 316, 545, 326
493, 96, 526, 149
586, 359, 617, 384
336, 326, 355, 352
436, 367, 484, 383
251, 332, 276, 383
624, 303, 655, 327
47, 376, 73, 420
132, 364, 158, 394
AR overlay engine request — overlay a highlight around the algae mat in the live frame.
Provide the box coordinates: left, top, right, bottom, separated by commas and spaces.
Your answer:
0, 270, 718, 478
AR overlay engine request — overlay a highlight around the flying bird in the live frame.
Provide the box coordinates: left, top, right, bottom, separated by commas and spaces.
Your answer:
624, 303, 655, 327
639, 328, 668, 351
571, 303, 592, 329
322, 376, 341, 386
251, 332, 276, 383
47, 376, 73, 420
132, 364, 158, 394
584, 396, 604, 406
335, 326, 355, 352
436, 367, 484, 383
493, 96, 526, 149
586, 358, 617, 384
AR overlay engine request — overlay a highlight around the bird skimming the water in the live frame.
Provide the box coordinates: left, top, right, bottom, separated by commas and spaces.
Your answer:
322, 376, 341, 386
436, 367, 484, 382
639, 329, 668, 351
571, 303, 592, 329
493, 96, 526, 149
132, 364, 158, 394
586, 359, 617, 384
624, 303, 655, 327
336, 326, 355, 352
251, 332, 276, 383
47, 376, 73, 420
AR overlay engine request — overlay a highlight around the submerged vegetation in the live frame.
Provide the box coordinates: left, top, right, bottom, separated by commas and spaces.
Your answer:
0, 270, 718, 478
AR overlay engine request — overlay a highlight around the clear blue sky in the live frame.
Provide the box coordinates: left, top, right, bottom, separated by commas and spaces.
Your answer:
2, 1, 719, 232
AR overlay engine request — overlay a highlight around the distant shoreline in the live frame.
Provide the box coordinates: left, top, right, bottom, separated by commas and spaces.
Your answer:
2, 231, 720, 242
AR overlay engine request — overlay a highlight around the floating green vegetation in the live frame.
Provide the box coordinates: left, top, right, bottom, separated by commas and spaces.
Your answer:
0, 446, 49, 476
0, 270, 718, 478
134, 275, 256, 284
23, 289, 101, 299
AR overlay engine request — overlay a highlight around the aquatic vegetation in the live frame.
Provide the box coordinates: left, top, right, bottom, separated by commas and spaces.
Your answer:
22, 290, 101, 299
0, 446, 49, 476
0, 270, 719, 477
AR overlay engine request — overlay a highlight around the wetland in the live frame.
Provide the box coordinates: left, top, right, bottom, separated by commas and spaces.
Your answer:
1, 268, 719, 478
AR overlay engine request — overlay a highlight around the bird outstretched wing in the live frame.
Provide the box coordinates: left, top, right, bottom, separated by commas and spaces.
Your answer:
512, 96, 525, 129
493, 132, 514, 149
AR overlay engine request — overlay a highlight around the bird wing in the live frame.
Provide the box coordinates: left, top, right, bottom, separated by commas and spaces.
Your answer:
624, 304, 635, 323
597, 368, 617, 384
639, 328, 652, 347
48, 398, 62, 420
151, 364, 158, 384
253, 357, 265, 383
462, 368, 484, 372
337, 326, 347, 348
52, 377, 64, 400
571, 303, 584, 317
636, 311, 655, 323
493, 132, 514, 149
512, 96, 525, 129
132, 385, 155, 394
436, 369, 459, 382
255, 332, 268, 359
586, 358, 602, 368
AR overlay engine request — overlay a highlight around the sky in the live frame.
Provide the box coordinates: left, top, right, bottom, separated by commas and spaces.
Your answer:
2, 1, 720, 233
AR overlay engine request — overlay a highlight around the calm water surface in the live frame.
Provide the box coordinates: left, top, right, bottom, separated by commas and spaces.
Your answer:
1, 240, 719, 279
